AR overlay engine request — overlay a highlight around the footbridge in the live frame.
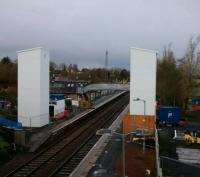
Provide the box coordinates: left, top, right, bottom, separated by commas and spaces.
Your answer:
78, 83, 129, 105
82, 83, 129, 93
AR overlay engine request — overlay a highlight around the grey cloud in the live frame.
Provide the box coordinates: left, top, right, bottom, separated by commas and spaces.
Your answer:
0, 0, 199, 68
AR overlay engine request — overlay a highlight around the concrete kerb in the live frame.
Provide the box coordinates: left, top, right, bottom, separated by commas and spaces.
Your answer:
70, 104, 130, 177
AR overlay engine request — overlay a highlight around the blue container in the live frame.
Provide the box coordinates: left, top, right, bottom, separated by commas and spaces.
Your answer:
0, 116, 22, 129
50, 94, 65, 101
159, 106, 180, 125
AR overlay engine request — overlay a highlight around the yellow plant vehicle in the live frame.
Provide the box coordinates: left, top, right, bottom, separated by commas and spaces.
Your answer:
184, 131, 200, 144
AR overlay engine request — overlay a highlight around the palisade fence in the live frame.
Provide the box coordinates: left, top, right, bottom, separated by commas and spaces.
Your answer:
160, 156, 200, 177
155, 128, 162, 177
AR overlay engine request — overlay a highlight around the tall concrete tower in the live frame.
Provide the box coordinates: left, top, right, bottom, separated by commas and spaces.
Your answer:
17, 47, 49, 127
123, 47, 157, 134
105, 50, 108, 81
105, 50, 108, 69
130, 47, 157, 116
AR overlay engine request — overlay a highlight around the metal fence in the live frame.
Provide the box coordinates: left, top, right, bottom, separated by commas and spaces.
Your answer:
160, 156, 200, 177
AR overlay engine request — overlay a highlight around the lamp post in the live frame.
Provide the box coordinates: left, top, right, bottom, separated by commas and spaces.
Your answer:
133, 98, 146, 154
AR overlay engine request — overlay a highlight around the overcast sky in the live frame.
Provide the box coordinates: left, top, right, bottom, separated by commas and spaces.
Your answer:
0, 0, 199, 69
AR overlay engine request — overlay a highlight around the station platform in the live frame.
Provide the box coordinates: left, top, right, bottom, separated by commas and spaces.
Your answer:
21, 91, 126, 152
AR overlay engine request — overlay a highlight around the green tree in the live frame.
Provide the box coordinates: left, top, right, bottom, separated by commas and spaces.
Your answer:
0, 57, 17, 86
1, 57, 11, 64
119, 69, 129, 82
50, 61, 57, 80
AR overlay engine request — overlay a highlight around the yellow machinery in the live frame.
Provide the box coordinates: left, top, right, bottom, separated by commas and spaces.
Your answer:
184, 132, 200, 144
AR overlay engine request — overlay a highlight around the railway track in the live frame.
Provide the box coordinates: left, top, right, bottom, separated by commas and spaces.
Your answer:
5, 93, 129, 177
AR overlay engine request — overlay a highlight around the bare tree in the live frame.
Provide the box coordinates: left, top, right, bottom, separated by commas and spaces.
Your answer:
179, 35, 200, 109
157, 45, 183, 106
